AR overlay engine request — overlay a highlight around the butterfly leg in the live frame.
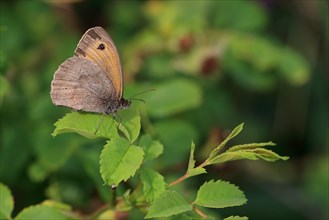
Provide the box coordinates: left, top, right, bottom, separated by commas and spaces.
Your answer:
94, 114, 105, 135
113, 113, 123, 133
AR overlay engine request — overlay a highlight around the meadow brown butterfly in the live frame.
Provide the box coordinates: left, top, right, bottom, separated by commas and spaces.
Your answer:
51, 26, 130, 114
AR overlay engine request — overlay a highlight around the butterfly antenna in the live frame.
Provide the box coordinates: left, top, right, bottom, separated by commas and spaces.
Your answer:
127, 88, 156, 100
129, 98, 146, 103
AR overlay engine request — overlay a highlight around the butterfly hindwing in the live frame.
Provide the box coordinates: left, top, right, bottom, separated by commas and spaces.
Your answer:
51, 57, 116, 113
75, 27, 123, 99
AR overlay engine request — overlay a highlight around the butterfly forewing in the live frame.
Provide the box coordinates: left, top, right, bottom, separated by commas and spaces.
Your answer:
75, 27, 123, 99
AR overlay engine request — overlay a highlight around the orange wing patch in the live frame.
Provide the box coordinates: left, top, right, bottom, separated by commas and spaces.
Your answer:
75, 27, 123, 99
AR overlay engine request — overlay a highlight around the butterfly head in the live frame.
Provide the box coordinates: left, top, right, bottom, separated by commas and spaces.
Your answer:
120, 98, 131, 109
104, 98, 131, 114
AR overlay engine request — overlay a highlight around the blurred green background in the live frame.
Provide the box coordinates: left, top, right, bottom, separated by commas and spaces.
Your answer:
0, 0, 328, 219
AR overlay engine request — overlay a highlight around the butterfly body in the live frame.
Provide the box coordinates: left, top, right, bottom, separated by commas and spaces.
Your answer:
51, 27, 130, 114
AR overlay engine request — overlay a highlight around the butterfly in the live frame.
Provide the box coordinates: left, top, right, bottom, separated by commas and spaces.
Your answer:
51, 26, 130, 114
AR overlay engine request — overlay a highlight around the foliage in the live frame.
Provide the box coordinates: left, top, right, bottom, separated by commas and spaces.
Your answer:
1, 0, 327, 220
0, 109, 287, 219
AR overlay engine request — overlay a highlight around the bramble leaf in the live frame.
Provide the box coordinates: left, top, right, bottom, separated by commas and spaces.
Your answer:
145, 190, 192, 218
96, 209, 116, 219
41, 200, 71, 211
227, 141, 275, 152
186, 142, 207, 178
278, 48, 310, 86
140, 168, 166, 202
209, 123, 244, 159
0, 183, 14, 220
224, 216, 249, 220
117, 107, 141, 143
187, 141, 196, 171
208, 148, 289, 164
28, 162, 49, 182
187, 167, 207, 178
145, 79, 202, 118
100, 137, 144, 186
52, 112, 118, 139
194, 180, 247, 208
15, 205, 71, 220
139, 135, 163, 161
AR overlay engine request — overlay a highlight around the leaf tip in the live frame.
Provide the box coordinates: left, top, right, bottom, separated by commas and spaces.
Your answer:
268, 141, 276, 146
282, 156, 290, 160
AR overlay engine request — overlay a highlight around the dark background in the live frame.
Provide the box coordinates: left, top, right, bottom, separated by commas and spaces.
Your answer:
0, 0, 328, 219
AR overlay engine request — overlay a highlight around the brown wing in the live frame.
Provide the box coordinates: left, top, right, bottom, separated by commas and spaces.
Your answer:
51, 57, 117, 113
75, 27, 123, 99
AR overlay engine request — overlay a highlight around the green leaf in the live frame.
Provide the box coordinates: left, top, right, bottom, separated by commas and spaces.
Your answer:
278, 48, 310, 86
139, 135, 163, 161
143, 53, 175, 79
186, 142, 207, 178
41, 200, 71, 211
224, 216, 248, 220
224, 54, 277, 91
28, 162, 49, 182
140, 168, 166, 202
249, 148, 289, 161
100, 137, 144, 186
145, 190, 192, 219
194, 180, 247, 208
227, 141, 275, 152
187, 141, 196, 171
213, 1, 267, 31
169, 214, 194, 220
96, 209, 116, 220
117, 107, 141, 143
52, 112, 118, 139
209, 123, 244, 159
208, 148, 289, 164
223, 35, 280, 91
146, 79, 202, 118
229, 35, 279, 72
0, 183, 14, 220
15, 205, 71, 220
187, 167, 207, 178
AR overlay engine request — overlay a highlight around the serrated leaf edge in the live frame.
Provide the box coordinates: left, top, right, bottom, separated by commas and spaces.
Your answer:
209, 123, 244, 158
100, 139, 144, 186
194, 180, 247, 208
227, 141, 275, 152
145, 190, 192, 219
0, 183, 14, 220
140, 169, 166, 202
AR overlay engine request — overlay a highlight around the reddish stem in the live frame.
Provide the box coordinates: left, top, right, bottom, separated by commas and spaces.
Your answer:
169, 159, 209, 187
168, 173, 188, 187
193, 205, 208, 218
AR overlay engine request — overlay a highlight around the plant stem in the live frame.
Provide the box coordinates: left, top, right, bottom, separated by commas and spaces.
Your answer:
168, 159, 209, 187
199, 159, 209, 168
111, 185, 117, 207
193, 205, 208, 218
168, 173, 188, 187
